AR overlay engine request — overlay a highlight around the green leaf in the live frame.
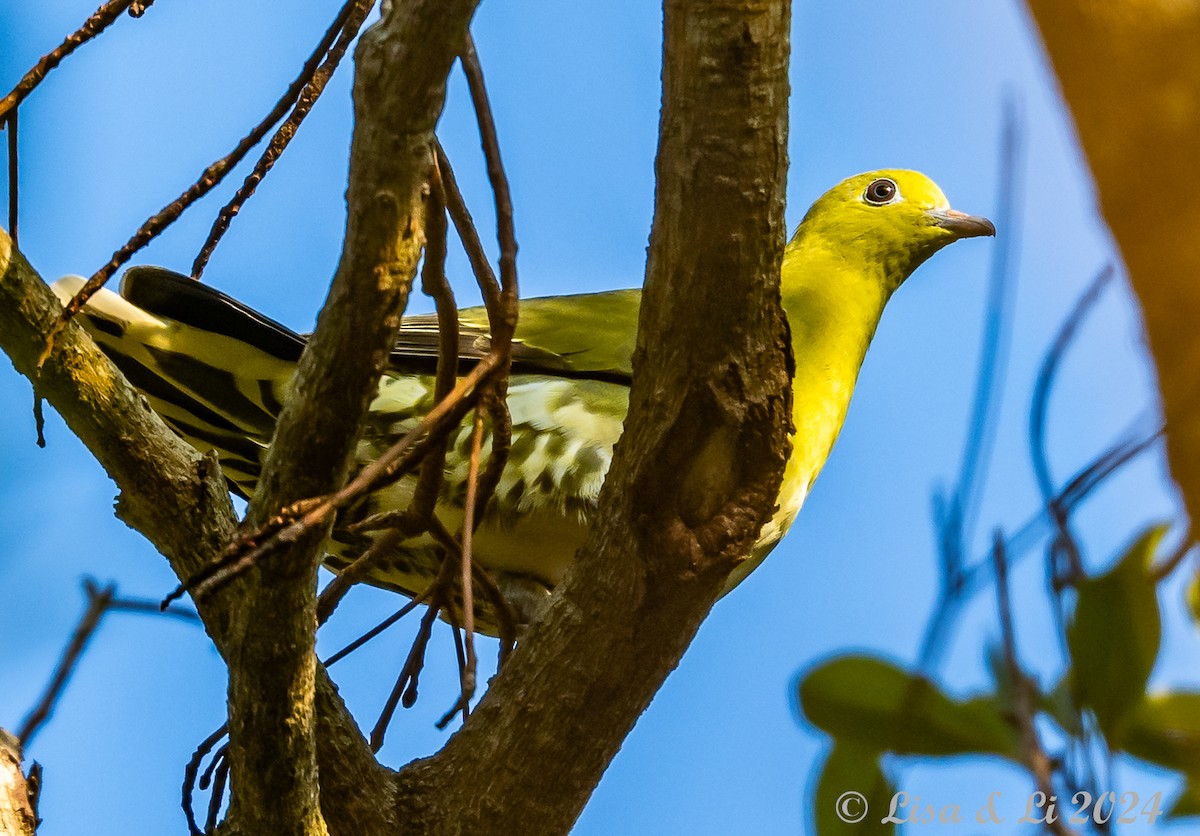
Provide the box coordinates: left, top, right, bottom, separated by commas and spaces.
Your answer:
814, 744, 895, 836
1168, 781, 1200, 819
1123, 691, 1200, 775
798, 654, 1018, 759
1068, 524, 1165, 743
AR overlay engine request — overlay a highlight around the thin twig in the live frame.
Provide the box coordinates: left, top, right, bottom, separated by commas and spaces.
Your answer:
190, 0, 376, 279
38, 0, 366, 367
315, 528, 405, 624
993, 532, 1076, 836
17, 579, 114, 745
0, 0, 150, 122
438, 625, 470, 728
369, 573, 448, 752
951, 92, 1024, 543
460, 35, 518, 320
17, 578, 202, 748
182, 723, 229, 836
425, 516, 518, 658
6, 111, 16, 246
1030, 266, 1115, 586
438, 409, 484, 725
321, 592, 431, 668
1151, 528, 1195, 581
921, 97, 1023, 671
203, 745, 230, 834
920, 415, 1161, 671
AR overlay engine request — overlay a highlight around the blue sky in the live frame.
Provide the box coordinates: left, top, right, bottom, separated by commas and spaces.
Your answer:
1, 2, 1195, 833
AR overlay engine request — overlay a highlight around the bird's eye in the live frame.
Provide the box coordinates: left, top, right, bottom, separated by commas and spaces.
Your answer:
863, 178, 898, 205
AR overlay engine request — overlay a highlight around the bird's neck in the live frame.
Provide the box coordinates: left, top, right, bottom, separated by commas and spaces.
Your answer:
777, 246, 892, 521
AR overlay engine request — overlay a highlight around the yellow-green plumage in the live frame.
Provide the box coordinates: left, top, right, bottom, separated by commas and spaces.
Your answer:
53, 170, 992, 633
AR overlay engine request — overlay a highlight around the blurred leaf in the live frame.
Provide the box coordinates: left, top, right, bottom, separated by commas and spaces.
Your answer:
814, 744, 895, 836
1168, 781, 1200, 819
1123, 691, 1200, 775
1068, 524, 1165, 742
798, 655, 1018, 759
1187, 571, 1200, 628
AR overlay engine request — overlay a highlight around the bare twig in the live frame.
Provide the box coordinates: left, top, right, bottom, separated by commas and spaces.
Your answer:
182, 723, 229, 836
1151, 528, 1195, 581
203, 744, 229, 834
438, 409, 484, 725
315, 529, 406, 624
16, 578, 195, 747
438, 625, 471, 729
39, 0, 367, 366
425, 516, 518, 657
0, 0, 150, 122
1030, 265, 1115, 585
992, 532, 1075, 836
920, 264, 1131, 671
16, 580, 114, 745
921, 97, 1023, 670
369, 569, 450, 752
321, 593, 430, 667
6, 111, 16, 246
951, 93, 1024, 543
190, 0, 377, 279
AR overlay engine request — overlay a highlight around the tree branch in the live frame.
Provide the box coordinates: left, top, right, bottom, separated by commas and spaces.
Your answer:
220, 1, 481, 832
390, 1, 793, 830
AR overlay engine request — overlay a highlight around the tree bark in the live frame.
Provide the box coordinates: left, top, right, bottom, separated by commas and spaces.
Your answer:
0, 732, 36, 836
221, 1, 479, 832
390, 1, 793, 831
1026, 1, 1200, 530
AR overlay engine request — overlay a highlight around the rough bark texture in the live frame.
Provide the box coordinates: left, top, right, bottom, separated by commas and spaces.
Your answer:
390, 1, 793, 832
0, 732, 36, 836
221, 2, 479, 833
1026, 2, 1200, 529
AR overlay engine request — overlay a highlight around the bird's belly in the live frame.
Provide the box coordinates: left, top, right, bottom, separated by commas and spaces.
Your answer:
469, 510, 588, 585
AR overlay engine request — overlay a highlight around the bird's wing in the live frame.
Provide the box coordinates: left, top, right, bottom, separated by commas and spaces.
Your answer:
392, 289, 641, 383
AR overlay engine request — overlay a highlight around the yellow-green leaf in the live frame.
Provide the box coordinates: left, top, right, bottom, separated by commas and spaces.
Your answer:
814, 744, 895, 836
1123, 691, 1200, 775
798, 654, 1018, 759
1068, 525, 1165, 743
1168, 781, 1200, 819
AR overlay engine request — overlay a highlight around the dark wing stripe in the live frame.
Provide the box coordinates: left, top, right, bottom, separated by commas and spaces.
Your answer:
80, 312, 124, 339
143, 343, 277, 434
162, 415, 267, 469
104, 349, 245, 434
121, 267, 306, 363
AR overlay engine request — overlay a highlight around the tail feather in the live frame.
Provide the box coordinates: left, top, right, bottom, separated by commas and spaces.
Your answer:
51, 270, 305, 498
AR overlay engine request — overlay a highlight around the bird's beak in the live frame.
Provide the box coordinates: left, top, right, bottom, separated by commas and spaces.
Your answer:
926, 208, 996, 239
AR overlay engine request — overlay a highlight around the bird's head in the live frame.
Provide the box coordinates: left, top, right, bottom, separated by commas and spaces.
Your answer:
791, 169, 994, 293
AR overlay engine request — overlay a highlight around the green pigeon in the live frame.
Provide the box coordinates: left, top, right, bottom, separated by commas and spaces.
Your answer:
52, 170, 992, 633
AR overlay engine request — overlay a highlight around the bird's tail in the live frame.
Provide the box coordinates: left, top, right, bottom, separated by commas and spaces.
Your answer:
50, 267, 305, 497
